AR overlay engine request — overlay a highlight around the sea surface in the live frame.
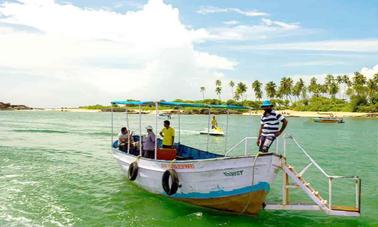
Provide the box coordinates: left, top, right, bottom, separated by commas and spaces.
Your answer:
0, 111, 377, 226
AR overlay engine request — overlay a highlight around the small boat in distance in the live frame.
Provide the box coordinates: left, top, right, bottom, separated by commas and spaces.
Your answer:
313, 117, 344, 123
199, 127, 224, 136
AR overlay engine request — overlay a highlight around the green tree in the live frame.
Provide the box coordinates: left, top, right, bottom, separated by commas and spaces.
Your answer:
265, 81, 277, 99
235, 82, 247, 101
279, 77, 293, 102
329, 82, 339, 99
308, 77, 320, 97
200, 86, 206, 100
351, 72, 367, 97
229, 81, 235, 100
342, 74, 352, 99
215, 86, 222, 100
324, 74, 334, 97
292, 79, 305, 101
367, 79, 378, 103
252, 80, 263, 101
215, 80, 222, 100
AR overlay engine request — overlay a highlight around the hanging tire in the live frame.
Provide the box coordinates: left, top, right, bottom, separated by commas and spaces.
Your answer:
128, 162, 138, 181
162, 169, 179, 195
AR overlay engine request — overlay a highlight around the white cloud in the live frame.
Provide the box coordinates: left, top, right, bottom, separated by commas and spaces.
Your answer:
261, 18, 299, 30
197, 6, 268, 17
283, 60, 346, 67
203, 19, 300, 41
223, 20, 239, 25
360, 64, 378, 78
238, 39, 378, 52
0, 0, 236, 107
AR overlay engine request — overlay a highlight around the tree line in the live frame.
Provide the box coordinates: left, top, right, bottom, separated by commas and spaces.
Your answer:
199, 72, 378, 112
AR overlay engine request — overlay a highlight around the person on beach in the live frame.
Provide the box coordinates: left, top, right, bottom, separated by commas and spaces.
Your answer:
118, 127, 133, 152
160, 120, 175, 148
143, 125, 156, 158
257, 100, 288, 152
211, 116, 218, 129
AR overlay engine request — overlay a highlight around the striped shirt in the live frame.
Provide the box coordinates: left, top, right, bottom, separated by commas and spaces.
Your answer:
260, 110, 285, 137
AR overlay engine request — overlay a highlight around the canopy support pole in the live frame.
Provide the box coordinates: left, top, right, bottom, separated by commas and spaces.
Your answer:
206, 109, 211, 152
154, 102, 158, 160
126, 105, 130, 154
125, 105, 129, 129
178, 108, 181, 144
139, 105, 142, 157
224, 110, 229, 154
111, 105, 114, 146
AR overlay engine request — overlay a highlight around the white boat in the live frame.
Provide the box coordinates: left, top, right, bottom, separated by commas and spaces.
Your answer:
199, 127, 225, 136
110, 100, 361, 216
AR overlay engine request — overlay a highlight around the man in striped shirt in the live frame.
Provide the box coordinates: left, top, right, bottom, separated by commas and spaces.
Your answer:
257, 100, 288, 152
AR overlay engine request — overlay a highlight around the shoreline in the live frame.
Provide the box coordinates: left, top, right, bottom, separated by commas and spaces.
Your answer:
5, 108, 378, 118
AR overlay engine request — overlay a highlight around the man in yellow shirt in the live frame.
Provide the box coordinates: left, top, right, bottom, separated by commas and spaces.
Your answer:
160, 120, 175, 148
211, 116, 218, 129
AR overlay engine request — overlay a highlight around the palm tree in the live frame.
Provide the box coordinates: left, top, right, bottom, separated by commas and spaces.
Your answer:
367, 79, 378, 103
215, 86, 222, 100
215, 80, 222, 100
279, 77, 293, 102
329, 82, 339, 99
200, 86, 206, 100
229, 80, 235, 100
324, 74, 334, 97
252, 80, 263, 101
292, 79, 305, 101
336, 75, 343, 99
236, 82, 247, 101
308, 77, 320, 97
342, 75, 352, 99
352, 72, 367, 97
265, 81, 276, 99
373, 73, 378, 84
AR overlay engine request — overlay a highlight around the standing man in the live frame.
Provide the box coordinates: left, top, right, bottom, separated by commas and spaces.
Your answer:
257, 100, 288, 152
211, 116, 218, 129
160, 120, 175, 148
143, 125, 156, 158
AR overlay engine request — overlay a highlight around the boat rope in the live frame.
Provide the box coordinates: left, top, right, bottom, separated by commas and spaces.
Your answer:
169, 159, 176, 169
240, 152, 262, 214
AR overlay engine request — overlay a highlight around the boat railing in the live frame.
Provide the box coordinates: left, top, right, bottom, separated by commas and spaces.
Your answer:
282, 134, 361, 215
224, 136, 280, 156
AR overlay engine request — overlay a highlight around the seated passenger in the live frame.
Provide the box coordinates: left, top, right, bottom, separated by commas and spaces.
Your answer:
143, 125, 156, 159
118, 127, 133, 152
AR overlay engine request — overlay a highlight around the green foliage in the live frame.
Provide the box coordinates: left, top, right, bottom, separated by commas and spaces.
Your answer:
291, 97, 348, 111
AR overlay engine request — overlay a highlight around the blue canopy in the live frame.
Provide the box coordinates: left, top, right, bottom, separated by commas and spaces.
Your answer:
111, 100, 251, 110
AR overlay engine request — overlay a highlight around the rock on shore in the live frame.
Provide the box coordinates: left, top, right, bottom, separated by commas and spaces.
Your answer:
0, 102, 32, 110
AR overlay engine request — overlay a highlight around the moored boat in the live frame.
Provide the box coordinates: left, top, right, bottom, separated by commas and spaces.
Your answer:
313, 117, 344, 123
110, 100, 361, 217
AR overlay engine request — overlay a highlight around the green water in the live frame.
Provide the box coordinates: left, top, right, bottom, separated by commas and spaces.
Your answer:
0, 111, 377, 226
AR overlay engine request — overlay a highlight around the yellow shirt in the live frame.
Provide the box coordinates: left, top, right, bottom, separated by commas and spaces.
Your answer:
161, 127, 175, 146
211, 119, 218, 127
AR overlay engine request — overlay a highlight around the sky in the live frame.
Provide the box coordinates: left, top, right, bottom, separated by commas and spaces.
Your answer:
0, 0, 377, 107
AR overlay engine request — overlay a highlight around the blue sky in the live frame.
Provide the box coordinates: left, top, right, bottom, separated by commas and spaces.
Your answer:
0, 0, 378, 107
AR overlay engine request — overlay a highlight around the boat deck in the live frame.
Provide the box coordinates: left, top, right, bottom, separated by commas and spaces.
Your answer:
113, 136, 224, 160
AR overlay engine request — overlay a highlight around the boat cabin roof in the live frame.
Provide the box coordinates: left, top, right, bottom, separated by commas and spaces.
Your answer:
111, 100, 252, 110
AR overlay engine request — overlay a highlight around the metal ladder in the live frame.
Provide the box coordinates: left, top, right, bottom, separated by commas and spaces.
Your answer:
265, 135, 361, 217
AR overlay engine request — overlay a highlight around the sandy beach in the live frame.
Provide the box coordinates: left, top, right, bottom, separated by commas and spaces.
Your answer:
243, 110, 377, 118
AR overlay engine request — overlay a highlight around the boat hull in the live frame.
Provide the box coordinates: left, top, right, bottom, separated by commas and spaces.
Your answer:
313, 117, 344, 123
112, 149, 282, 215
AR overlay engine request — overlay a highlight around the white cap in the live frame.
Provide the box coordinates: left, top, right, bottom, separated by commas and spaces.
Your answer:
146, 125, 153, 130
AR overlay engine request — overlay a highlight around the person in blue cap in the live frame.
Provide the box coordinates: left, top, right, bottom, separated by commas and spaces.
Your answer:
257, 100, 288, 152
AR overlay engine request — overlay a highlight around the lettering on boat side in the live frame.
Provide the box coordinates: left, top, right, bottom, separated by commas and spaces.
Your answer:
161, 163, 194, 169
223, 170, 243, 176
